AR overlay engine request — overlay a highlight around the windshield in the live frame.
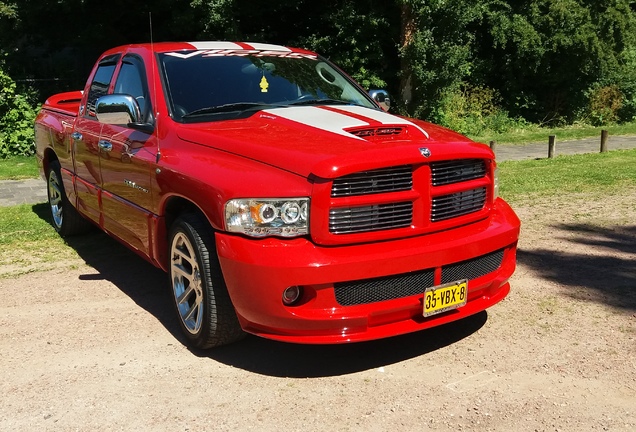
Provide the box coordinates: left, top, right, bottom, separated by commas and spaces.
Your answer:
158, 50, 377, 122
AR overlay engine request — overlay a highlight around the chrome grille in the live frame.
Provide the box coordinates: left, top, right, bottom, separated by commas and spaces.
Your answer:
331, 166, 412, 197
431, 187, 486, 222
431, 159, 486, 186
329, 202, 413, 234
334, 268, 435, 306
441, 249, 504, 283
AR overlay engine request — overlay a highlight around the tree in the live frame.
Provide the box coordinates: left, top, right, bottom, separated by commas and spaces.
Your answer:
472, 0, 636, 123
0, 1, 37, 158
398, 0, 488, 117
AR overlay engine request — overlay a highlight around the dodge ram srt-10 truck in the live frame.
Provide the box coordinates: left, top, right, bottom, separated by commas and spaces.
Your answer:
34, 41, 520, 348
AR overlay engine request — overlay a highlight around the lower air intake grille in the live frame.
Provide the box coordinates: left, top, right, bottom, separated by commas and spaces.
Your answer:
329, 202, 413, 234
333, 249, 505, 307
441, 249, 504, 284
334, 269, 435, 306
431, 187, 486, 222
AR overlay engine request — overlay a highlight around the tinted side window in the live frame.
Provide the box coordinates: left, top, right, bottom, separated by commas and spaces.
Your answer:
114, 56, 151, 123
85, 55, 119, 117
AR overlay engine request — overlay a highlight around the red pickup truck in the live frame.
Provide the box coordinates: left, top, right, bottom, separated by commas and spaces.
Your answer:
35, 41, 520, 349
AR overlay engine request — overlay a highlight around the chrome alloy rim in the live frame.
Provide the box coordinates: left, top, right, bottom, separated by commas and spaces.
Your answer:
170, 232, 204, 334
48, 170, 63, 229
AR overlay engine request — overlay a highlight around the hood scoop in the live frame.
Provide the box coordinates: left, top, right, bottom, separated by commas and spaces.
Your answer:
346, 126, 406, 141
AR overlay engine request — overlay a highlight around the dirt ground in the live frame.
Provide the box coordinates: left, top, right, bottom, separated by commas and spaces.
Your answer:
1, 192, 635, 432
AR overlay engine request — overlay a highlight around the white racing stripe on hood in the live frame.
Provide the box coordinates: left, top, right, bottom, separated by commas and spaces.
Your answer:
335, 105, 430, 138
262, 107, 369, 139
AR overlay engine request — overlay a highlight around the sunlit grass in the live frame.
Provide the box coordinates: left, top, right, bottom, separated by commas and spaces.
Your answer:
0, 155, 40, 180
0, 204, 86, 277
498, 149, 636, 201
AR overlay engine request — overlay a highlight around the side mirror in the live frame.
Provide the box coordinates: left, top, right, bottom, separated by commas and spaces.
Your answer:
95, 94, 141, 125
95, 94, 154, 134
369, 89, 391, 112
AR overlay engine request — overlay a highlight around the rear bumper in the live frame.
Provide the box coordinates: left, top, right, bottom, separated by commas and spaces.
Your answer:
216, 199, 520, 344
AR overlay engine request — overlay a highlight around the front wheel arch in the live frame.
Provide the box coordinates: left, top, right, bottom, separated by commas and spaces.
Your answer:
168, 211, 245, 348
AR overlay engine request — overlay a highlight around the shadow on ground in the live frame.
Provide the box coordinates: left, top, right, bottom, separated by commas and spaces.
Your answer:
198, 313, 486, 378
33, 203, 488, 378
518, 223, 636, 311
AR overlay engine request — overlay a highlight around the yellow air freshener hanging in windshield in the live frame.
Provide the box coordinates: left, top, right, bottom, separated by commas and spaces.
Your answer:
260, 75, 269, 93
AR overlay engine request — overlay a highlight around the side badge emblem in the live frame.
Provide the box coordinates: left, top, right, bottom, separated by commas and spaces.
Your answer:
419, 147, 431, 158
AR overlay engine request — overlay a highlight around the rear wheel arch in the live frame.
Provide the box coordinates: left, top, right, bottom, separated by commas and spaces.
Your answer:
42, 148, 59, 177
46, 160, 92, 236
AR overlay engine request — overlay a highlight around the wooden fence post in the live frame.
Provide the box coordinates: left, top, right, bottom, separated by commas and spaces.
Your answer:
548, 135, 556, 158
600, 130, 608, 153
489, 140, 496, 153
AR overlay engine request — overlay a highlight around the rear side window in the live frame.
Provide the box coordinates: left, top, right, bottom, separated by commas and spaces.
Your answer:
85, 55, 120, 117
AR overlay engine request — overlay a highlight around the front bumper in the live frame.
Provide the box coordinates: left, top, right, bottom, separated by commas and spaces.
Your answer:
215, 199, 520, 344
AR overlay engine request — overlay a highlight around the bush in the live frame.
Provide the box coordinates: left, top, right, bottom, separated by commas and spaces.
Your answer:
586, 85, 623, 126
0, 67, 37, 159
432, 85, 527, 137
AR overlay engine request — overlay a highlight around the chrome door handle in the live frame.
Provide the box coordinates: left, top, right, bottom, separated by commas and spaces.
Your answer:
98, 140, 113, 152
71, 132, 83, 140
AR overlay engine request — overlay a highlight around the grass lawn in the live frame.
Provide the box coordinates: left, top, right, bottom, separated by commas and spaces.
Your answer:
0, 155, 40, 180
497, 148, 636, 202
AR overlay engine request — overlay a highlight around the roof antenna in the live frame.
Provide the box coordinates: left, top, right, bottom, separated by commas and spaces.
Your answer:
150, 11, 161, 163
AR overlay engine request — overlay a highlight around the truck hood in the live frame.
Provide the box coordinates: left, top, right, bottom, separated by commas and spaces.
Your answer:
176, 105, 492, 178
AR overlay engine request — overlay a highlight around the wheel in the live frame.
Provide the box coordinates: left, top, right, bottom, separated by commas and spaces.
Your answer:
169, 212, 245, 348
47, 160, 91, 236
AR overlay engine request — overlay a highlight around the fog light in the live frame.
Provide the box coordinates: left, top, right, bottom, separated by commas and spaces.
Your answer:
282, 286, 302, 305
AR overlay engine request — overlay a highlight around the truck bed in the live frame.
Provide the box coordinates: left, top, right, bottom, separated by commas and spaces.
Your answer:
41, 90, 83, 117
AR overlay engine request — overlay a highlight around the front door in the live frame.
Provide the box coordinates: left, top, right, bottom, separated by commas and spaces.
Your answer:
98, 55, 157, 257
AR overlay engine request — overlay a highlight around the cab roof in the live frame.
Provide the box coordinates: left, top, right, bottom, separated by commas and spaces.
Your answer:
102, 41, 316, 56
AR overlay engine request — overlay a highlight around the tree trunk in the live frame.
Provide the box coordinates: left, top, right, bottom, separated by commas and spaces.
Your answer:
399, 2, 416, 112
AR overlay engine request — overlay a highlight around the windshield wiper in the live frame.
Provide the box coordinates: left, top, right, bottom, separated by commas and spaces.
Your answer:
287, 98, 354, 107
181, 103, 275, 118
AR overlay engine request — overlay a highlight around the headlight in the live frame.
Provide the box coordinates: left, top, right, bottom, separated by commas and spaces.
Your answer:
225, 198, 309, 238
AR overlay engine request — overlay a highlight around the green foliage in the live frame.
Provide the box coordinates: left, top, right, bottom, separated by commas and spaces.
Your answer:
3, 0, 636, 138
473, 0, 636, 124
0, 67, 37, 158
399, 0, 486, 117
0, 1, 16, 18
294, 2, 392, 90
432, 85, 528, 137
585, 84, 623, 126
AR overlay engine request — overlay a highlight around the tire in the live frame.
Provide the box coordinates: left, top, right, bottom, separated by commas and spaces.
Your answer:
47, 160, 91, 236
169, 212, 245, 349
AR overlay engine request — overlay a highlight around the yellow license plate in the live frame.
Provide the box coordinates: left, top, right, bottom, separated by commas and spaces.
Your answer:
423, 280, 468, 317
